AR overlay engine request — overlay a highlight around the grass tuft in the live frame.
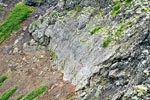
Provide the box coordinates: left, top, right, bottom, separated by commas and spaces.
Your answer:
22, 84, 47, 100
0, 86, 17, 100
0, 2, 33, 43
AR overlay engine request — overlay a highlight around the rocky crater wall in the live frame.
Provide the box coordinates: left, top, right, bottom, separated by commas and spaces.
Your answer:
24, 0, 150, 99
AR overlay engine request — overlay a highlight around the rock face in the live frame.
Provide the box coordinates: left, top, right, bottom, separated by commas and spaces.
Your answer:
26, 0, 150, 99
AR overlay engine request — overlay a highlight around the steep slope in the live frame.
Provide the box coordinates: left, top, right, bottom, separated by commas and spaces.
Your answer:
1, 0, 150, 100
25, 0, 150, 99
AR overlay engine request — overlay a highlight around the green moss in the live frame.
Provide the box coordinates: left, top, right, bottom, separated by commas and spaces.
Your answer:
103, 36, 112, 47
22, 84, 47, 100
0, 2, 33, 43
111, 1, 121, 15
0, 76, 7, 86
0, 86, 18, 100
30, 21, 37, 30
89, 26, 103, 35
16, 94, 24, 100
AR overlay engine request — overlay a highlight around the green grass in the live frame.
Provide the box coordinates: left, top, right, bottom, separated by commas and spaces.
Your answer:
16, 94, 24, 100
103, 36, 112, 47
22, 84, 47, 100
0, 76, 7, 86
0, 86, 18, 100
111, 1, 121, 15
0, 2, 33, 43
89, 26, 103, 35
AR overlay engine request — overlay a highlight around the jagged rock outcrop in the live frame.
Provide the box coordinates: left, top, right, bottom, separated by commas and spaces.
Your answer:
24, 0, 150, 99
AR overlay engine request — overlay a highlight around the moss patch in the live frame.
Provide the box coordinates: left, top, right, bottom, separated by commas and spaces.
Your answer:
0, 2, 33, 43
0, 86, 17, 100
22, 84, 47, 100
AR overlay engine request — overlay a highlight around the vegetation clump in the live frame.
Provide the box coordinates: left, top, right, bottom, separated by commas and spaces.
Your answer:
0, 2, 33, 43
89, 26, 103, 35
22, 84, 47, 100
0, 75, 7, 86
0, 86, 17, 100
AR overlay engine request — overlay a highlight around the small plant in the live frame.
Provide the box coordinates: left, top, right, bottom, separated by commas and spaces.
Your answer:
103, 36, 112, 47
40, 17, 44, 23
49, 48, 57, 60
0, 86, 18, 100
22, 84, 47, 100
73, 5, 82, 12
0, 76, 7, 86
124, 0, 133, 5
115, 20, 132, 37
27, 41, 31, 46
61, 64, 65, 70
111, 1, 121, 15
16, 94, 24, 100
89, 26, 103, 35
51, 11, 59, 17
0, 8, 3, 11
30, 21, 37, 30
0, 2, 33, 43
